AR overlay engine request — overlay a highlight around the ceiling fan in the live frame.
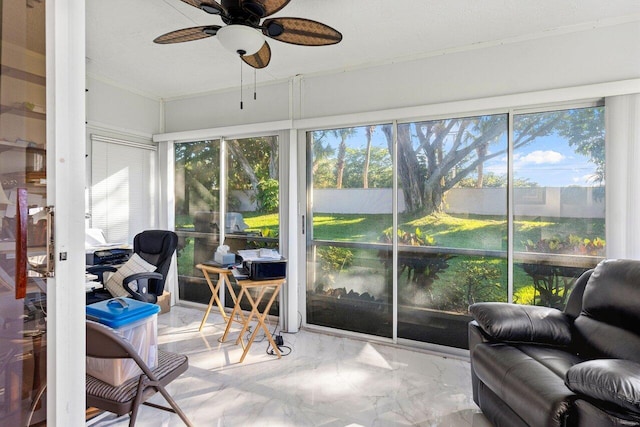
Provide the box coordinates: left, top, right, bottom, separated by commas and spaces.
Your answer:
154, 0, 343, 69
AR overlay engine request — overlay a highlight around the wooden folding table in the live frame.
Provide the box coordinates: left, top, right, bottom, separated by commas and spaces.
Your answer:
220, 277, 284, 363
195, 264, 242, 331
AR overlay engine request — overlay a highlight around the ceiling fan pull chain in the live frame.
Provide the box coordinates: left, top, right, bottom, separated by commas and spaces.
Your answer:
240, 54, 244, 110
254, 68, 257, 101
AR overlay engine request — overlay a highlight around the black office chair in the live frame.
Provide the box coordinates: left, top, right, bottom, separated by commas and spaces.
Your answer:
85, 320, 193, 426
87, 230, 178, 304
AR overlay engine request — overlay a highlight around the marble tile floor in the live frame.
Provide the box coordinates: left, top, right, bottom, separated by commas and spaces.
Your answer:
87, 305, 491, 427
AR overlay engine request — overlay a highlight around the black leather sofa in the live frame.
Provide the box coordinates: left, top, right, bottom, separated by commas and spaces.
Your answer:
468, 259, 640, 427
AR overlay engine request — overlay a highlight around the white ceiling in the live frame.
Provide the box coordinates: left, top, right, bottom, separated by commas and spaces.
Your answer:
86, 0, 640, 100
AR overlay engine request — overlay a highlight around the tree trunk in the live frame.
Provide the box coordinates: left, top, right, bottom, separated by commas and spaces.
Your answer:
383, 125, 426, 213
268, 138, 278, 179
335, 135, 347, 189
363, 126, 374, 188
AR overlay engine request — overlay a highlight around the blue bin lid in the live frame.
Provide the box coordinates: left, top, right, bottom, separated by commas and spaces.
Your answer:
86, 297, 160, 328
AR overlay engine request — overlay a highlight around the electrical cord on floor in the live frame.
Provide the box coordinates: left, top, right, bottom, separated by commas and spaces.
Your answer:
266, 318, 292, 357
244, 324, 267, 343
267, 340, 291, 356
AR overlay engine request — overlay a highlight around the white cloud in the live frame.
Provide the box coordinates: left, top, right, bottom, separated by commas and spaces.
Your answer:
515, 150, 565, 165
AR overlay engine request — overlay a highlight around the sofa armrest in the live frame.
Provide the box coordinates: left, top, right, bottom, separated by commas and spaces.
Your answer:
566, 359, 640, 414
469, 302, 572, 345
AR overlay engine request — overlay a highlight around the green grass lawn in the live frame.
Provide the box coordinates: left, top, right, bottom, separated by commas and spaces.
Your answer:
308, 212, 603, 309
178, 211, 604, 249
241, 212, 280, 235
176, 211, 603, 307
311, 212, 604, 251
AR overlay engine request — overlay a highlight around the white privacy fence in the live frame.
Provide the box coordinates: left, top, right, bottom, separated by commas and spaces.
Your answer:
312, 187, 605, 218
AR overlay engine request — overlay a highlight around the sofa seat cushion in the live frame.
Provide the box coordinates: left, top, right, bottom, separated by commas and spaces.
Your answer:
473, 343, 584, 427
566, 360, 640, 414
573, 399, 640, 427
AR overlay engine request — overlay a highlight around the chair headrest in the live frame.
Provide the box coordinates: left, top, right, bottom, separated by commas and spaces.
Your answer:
134, 230, 178, 255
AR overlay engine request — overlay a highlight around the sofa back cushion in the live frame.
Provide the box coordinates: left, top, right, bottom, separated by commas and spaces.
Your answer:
573, 259, 640, 362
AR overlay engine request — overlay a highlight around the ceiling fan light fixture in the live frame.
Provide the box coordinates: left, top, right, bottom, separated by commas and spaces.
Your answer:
217, 24, 265, 56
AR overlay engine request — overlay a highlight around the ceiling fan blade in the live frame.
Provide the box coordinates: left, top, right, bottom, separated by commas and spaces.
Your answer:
241, 0, 290, 18
179, 0, 227, 15
262, 18, 342, 46
153, 26, 221, 44
241, 41, 271, 69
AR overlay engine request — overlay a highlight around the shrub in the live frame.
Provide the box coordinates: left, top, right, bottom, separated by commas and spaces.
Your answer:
314, 246, 354, 292
255, 179, 279, 213
524, 234, 605, 256
379, 227, 453, 289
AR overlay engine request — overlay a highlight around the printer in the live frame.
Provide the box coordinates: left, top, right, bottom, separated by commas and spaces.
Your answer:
236, 249, 287, 280
86, 248, 132, 266
243, 258, 287, 280
85, 228, 133, 265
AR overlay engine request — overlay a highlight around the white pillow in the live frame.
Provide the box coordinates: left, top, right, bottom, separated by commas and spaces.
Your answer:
105, 253, 157, 298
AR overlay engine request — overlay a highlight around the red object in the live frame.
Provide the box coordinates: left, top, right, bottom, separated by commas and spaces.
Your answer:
15, 188, 28, 299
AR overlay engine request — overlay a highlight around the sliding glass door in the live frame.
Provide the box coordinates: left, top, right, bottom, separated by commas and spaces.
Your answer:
306, 125, 393, 337
174, 135, 280, 315
174, 139, 221, 304
0, 0, 48, 424
512, 106, 605, 308
394, 115, 508, 348
305, 104, 605, 349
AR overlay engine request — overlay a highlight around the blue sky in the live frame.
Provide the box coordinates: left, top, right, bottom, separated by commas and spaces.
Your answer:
314, 126, 600, 188
486, 134, 599, 187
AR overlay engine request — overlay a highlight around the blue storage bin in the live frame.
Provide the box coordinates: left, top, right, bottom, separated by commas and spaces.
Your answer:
86, 297, 160, 386
86, 297, 160, 327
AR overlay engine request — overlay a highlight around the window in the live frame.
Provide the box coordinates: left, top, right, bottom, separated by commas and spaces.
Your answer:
174, 136, 280, 313
305, 105, 605, 349
395, 114, 508, 348
306, 125, 394, 337
513, 106, 605, 308
174, 139, 221, 303
223, 135, 280, 313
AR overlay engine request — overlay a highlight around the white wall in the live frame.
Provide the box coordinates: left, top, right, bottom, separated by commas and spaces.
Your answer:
312, 187, 605, 218
162, 21, 640, 129
300, 22, 640, 118
86, 76, 162, 136
164, 81, 290, 133
84, 76, 163, 241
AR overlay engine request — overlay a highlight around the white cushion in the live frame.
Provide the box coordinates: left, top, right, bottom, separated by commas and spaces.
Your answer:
105, 253, 156, 298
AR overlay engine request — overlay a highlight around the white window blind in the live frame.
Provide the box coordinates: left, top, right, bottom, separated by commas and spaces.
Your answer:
90, 135, 157, 244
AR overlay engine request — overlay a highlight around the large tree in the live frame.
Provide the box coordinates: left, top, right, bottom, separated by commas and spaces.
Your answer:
226, 136, 279, 191
343, 146, 393, 188
380, 107, 603, 215
174, 140, 220, 215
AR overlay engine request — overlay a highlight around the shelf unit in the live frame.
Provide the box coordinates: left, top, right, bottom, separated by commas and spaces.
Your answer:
0, 104, 46, 120
0, 65, 46, 121
0, 59, 47, 190
0, 64, 46, 86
